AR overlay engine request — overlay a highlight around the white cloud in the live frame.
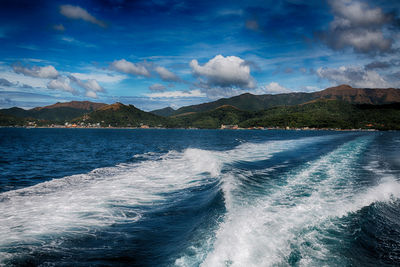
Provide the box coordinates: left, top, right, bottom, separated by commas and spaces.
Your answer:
13, 65, 59, 79
317, 66, 391, 88
60, 36, 96, 48
0, 67, 47, 88
111, 59, 150, 77
329, 0, 388, 27
145, 89, 206, 98
302, 85, 322, 92
258, 82, 291, 94
190, 55, 256, 88
85, 90, 98, 98
155, 66, 180, 82
80, 79, 104, 92
47, 76, 78, 94
69, 75, 105, 98
149, 83, 166, 92
323, 0, 393, 53
70, 72, 127, 83
60, 5, 106, 28
199, 87, 245, 99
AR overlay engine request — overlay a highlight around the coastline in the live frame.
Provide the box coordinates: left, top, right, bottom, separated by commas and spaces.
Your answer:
0, 125, 381, 131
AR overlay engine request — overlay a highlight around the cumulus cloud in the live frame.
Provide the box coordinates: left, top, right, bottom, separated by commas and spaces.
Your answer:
321, 0, 394, 54
190, 55, 256, 88
149, 83, 166, 92
45, 73, 104, 98
317, 66, 390, 88
145, 89, 206, 98
80, 79, 104, 92
13, 64, 59, 79
69, 75, 105, 99
260, 82, 291, 94
47, 76, 78, 94
155, 66, 180, 82
111, 59, 150, 77
85, 90, 98, 98
60, 5, 106, 28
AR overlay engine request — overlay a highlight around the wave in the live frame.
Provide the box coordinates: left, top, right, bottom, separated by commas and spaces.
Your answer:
0, 133, 364, 264
0, 148, 221, 255
176, 134, 400, 267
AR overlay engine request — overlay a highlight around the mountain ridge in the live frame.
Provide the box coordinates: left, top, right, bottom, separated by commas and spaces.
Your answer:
1, 85, 400, 129
151, 85, 400, 116
32, 101, 107, 111
0, 100, 107, 121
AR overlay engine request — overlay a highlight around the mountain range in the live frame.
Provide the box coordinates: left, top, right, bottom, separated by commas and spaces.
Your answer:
151, 84, 400, 116
1, 85, 400, 130
0, 101, 106, 122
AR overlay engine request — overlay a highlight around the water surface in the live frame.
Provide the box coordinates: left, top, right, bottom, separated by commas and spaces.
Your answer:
0, 128, 399, 266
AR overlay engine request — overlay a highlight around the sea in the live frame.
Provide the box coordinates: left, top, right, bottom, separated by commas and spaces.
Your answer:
0, 128, 399, 266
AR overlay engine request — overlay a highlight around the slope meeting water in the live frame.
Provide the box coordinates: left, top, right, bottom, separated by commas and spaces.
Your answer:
0, 129, 399, 266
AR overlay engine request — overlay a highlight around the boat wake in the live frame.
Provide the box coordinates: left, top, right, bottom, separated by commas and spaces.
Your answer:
1, 132, 399, 266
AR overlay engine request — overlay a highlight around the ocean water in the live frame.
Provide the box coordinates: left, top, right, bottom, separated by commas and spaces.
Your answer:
0, 128, 399, 266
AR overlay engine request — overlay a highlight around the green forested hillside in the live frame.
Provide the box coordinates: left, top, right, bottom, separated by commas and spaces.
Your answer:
168, 100, 400, 130
81, 103, 169, 127
153, 85, 400, 116
1, 95, 400, 130
168, 105, 252, 128
239, 100, 400, 130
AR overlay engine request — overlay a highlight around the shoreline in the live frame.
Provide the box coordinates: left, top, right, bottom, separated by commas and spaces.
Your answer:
0, 125, 383, 131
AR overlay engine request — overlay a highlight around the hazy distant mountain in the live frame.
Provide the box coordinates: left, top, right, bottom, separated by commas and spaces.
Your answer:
158, 85, 400, 116
0, 101, 107, 121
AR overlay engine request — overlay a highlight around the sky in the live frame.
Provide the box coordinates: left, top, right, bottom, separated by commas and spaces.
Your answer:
0, 0, 399, 110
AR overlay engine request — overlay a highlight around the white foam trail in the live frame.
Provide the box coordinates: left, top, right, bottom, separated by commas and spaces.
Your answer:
191, 135, 400, 267
0, 133, 353, 263
0, 148, 220, 248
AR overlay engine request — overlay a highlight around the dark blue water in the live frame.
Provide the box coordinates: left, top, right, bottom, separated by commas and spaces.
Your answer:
0, 128, 399, 266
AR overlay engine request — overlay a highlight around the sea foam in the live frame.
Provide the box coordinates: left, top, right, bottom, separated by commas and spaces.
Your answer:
184, 135, 400, 267
0, 148, 220, 251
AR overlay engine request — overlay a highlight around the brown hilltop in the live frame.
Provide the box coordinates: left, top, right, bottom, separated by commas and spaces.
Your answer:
33, 101, 107, 111
98, 102, 125, 111
315, 84, 400, 105
215, 104, 240, 110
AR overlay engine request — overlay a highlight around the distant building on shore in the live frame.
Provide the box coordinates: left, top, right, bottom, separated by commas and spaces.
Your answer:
221, 124, 238, 129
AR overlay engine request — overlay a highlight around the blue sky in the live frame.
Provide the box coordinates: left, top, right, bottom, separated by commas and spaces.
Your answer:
0, 0, 399, 110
